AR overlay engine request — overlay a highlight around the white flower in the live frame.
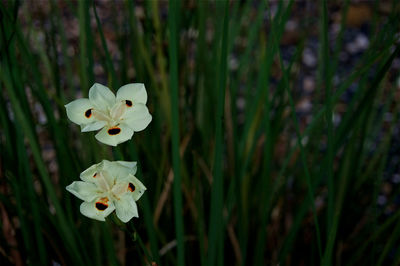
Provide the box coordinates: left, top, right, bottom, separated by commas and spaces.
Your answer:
65, 83, 152, 146
66, 160, 146, 222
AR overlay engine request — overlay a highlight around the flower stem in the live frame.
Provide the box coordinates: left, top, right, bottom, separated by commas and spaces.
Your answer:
128, 222, 154, 264
110, 215, 154, 265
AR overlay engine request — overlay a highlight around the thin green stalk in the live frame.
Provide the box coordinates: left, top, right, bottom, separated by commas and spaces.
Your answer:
319, 0, 335, 243
0, 64, 85, 265
329, 0, 350, 83
377, 211, 400, 265
374, 85, 400, 266
92, 223, 102, 266
194, 0, 208, 139
127, 141, 160, 264
129, 222, 154, 264
321, 46, 400, 265
3, 4, 85, 237
151, 0, 171, 125
335, 46, 400, 150
260, 42, 396, 263
271, 14, 323, 260
233, 3, 294, 262
93, 2, 118, 89
49, 0, 74, 97
110, 214, 154, 264
0, 10, 87, 263
227, 0, 266, 184
125, 0, 157, 83
102, 224, 120, 266
168, 0, 184, 264
225, 31, 303, 265
78, 0, 89, 92
322, 129, 358, 265
238, 0, 293, 159
392, 239, 400, 266
253, 45, 272, 266
207, 1, 229, 265
9, 175, 32, 261
16, 126, 47, 265
275, 42, 395, 192
372, 125, 397, 265
348, 209, 400, 265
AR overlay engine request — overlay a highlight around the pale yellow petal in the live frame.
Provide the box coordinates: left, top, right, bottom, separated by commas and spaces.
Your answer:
66, 181, 101, 202
116, 83, 147, 104
95, 124, 134, 146
81, 121, 107, 132
80, 161, 106, 182
121, 103, 152, 132
115, 161, 137, 175
88, 83, 116, 111
103, 161, 137, 182
125, 174, 147, 201
65, 98, 98, 129
114, 194, 138, 222
80, 197, 115, 221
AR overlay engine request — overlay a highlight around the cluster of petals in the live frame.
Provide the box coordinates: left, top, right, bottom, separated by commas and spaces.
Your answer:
66, 160, 146, 222
65, 83, 151, 222
65, 83, 152, 146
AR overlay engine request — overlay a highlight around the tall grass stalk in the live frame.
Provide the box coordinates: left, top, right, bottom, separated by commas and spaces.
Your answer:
168, 0, 185, 265
207, 1, 229, 265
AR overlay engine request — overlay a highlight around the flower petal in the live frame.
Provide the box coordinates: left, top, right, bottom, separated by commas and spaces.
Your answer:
88, 83, 116, 111
110, 181, 127, 196
125, 174, 147, 201
80, 161, 103, 182
81, 121, 107, 132
116, 83, 147, 104
80, 198, 115, 221
95, 124, 134, 146
114, 194, 138, 223
115, 161, 137, 175
65, 98, 98, 128
102, 161, 137, 183
110, 101, 126, 121
96, 171, 115, 191
111, 174, 145, 200
66, 181, 101, 202
121, 103, 152, 132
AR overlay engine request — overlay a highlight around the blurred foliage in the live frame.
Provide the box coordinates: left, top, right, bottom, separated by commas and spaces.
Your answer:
1, 0, 400, 265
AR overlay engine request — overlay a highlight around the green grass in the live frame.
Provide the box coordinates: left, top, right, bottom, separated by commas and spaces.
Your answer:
207, 1, 229, 265
1, 0, 400, 265
168, 0, 185, 265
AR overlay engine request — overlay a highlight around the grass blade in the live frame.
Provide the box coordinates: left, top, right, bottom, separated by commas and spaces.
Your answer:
93, 2, 118, 89
168, 0, 185, 264
207, 0, 229, 265
270, 9, 323, 260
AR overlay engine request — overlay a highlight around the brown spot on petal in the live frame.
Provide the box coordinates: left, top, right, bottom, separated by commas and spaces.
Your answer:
85, 109, 92, 118
108, 127, 121, 135
95, 202, 108, 211
125, 100, 133, 107
128, 183, 136, 192
95, 197, 109, 211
